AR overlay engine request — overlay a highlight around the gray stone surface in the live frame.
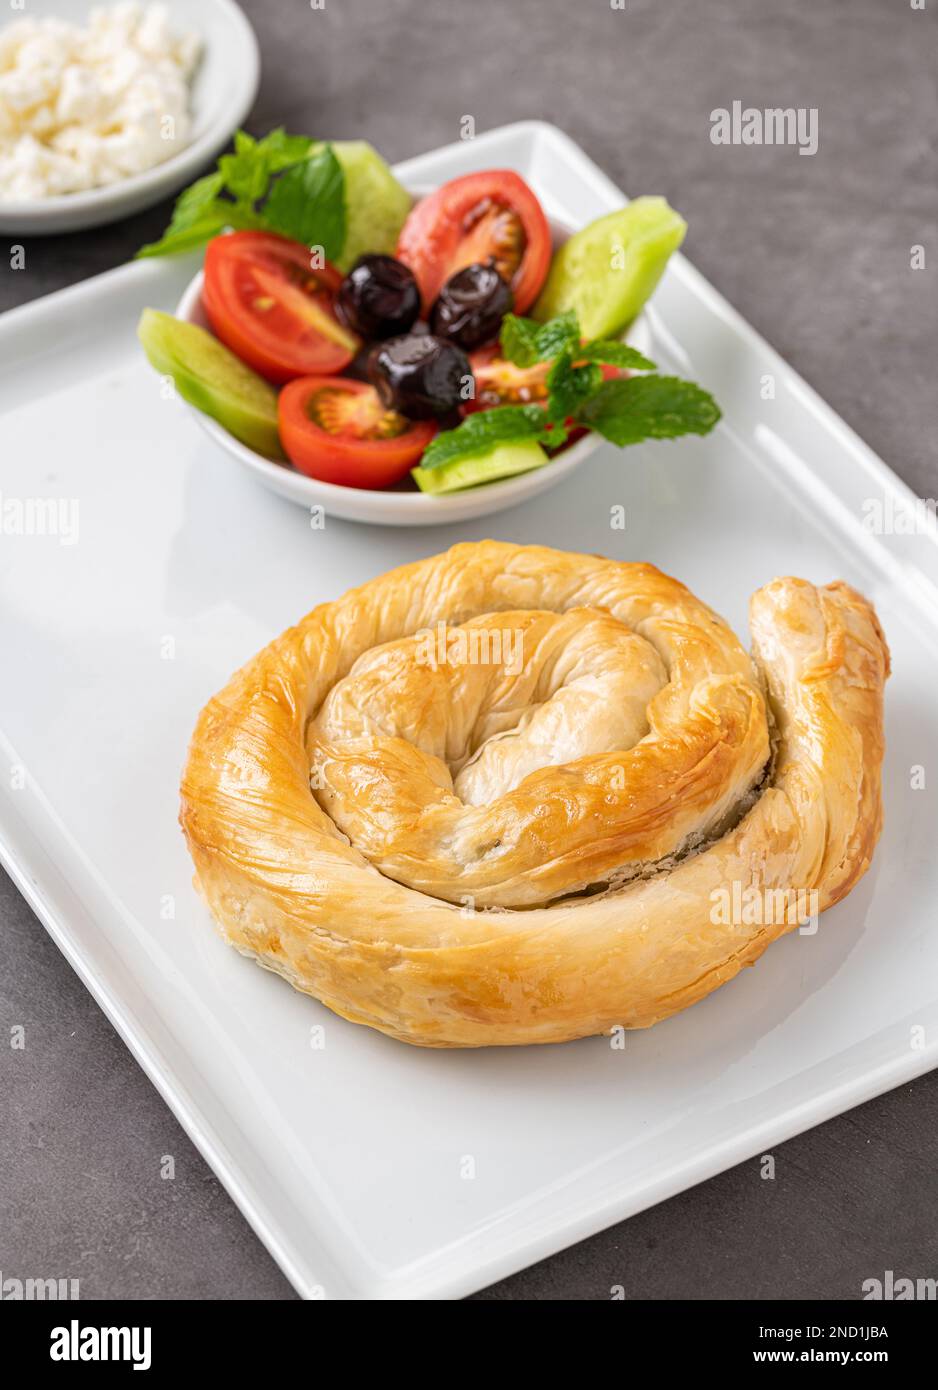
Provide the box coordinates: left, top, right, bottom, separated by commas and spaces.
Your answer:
1, 0, 936, 1300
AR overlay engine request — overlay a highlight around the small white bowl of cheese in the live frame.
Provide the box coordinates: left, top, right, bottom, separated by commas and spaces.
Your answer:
0, 0, 260, 234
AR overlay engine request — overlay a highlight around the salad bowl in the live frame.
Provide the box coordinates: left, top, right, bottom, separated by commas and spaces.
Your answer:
174, 225, 654, 528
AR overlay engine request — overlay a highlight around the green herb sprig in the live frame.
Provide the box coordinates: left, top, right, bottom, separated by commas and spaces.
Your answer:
136, 129, 346, 260
417, 311, 720, 471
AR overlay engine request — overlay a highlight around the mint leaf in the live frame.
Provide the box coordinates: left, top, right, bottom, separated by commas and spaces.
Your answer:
546, 354, 602, 422
499, 315, 542, 366
532, 311, 581, 362
263, 143, 346, 259
419, 405, 553, 470
501, 311, 580, 367
580, 340, 656, 372
575, 376, 721, 445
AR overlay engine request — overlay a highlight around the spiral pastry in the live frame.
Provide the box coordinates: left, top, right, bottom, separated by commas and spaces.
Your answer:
181, 541, 889, 1047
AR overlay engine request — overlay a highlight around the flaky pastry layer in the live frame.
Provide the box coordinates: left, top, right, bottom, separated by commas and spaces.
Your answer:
180, 541, 889, 1047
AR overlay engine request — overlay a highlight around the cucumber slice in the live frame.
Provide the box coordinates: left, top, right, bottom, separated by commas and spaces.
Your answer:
533, 197, 687, 339
137, 308, 284, 459
411, 440, 549, 495
330, 141, 413, 273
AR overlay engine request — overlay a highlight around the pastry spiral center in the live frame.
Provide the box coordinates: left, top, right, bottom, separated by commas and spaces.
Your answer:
308, 605, 771, 909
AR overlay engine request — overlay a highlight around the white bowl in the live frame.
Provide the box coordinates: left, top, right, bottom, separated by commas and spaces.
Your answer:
0, 0, 260, 235
174, 220, 653, 527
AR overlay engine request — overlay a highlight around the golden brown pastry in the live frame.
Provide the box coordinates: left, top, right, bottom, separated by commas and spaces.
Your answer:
180, 541, 889, 1047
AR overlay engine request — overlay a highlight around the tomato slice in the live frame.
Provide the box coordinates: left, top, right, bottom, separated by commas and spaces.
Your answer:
466, 347, 622, 410
465, 345, 550, 413
279, 377, 437, 489
396, 171, 551, 316
466, 347, 624, 449
202, 231, 359, 384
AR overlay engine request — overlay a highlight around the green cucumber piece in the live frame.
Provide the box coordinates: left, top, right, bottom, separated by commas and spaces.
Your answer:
533, 197, 687, 339
137, 308, 284, 459
330, 141, 412, 272
412, 440, 549, 495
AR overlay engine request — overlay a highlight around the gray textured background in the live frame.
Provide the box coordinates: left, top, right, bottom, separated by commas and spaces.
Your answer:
2, 0, 936, 1300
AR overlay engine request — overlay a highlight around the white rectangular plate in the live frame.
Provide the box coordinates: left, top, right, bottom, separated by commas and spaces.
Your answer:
1, 122, 936, 1301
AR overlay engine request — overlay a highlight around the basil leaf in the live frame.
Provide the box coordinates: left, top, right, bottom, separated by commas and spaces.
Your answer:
218, 133, 272, 206
263, 143, 346, 260
217, 129, 316, 209
137, 215, 231, 258
168, 171, 225, 224
135, 173, 232, 257
254, 127, 314, 173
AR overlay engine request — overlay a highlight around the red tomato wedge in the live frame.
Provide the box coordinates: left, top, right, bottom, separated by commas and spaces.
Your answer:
466, 347, 625, 449
465, 346, 551, 413
466, 347, 623, 414
202, 231, 359, 384
279, 377, 437, 489
396, 170, 551, 316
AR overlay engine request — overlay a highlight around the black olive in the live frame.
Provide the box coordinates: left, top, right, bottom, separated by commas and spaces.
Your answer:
336, 255, 421, 339
343, 342, 379, 383
430, 262, 514, 350
369, 334, 473, 419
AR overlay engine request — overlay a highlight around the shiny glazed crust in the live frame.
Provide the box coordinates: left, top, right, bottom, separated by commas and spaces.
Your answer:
180, 541, 889, 1047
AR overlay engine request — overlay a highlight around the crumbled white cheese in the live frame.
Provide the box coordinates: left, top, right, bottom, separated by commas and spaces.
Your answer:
0, 3, 201, 199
